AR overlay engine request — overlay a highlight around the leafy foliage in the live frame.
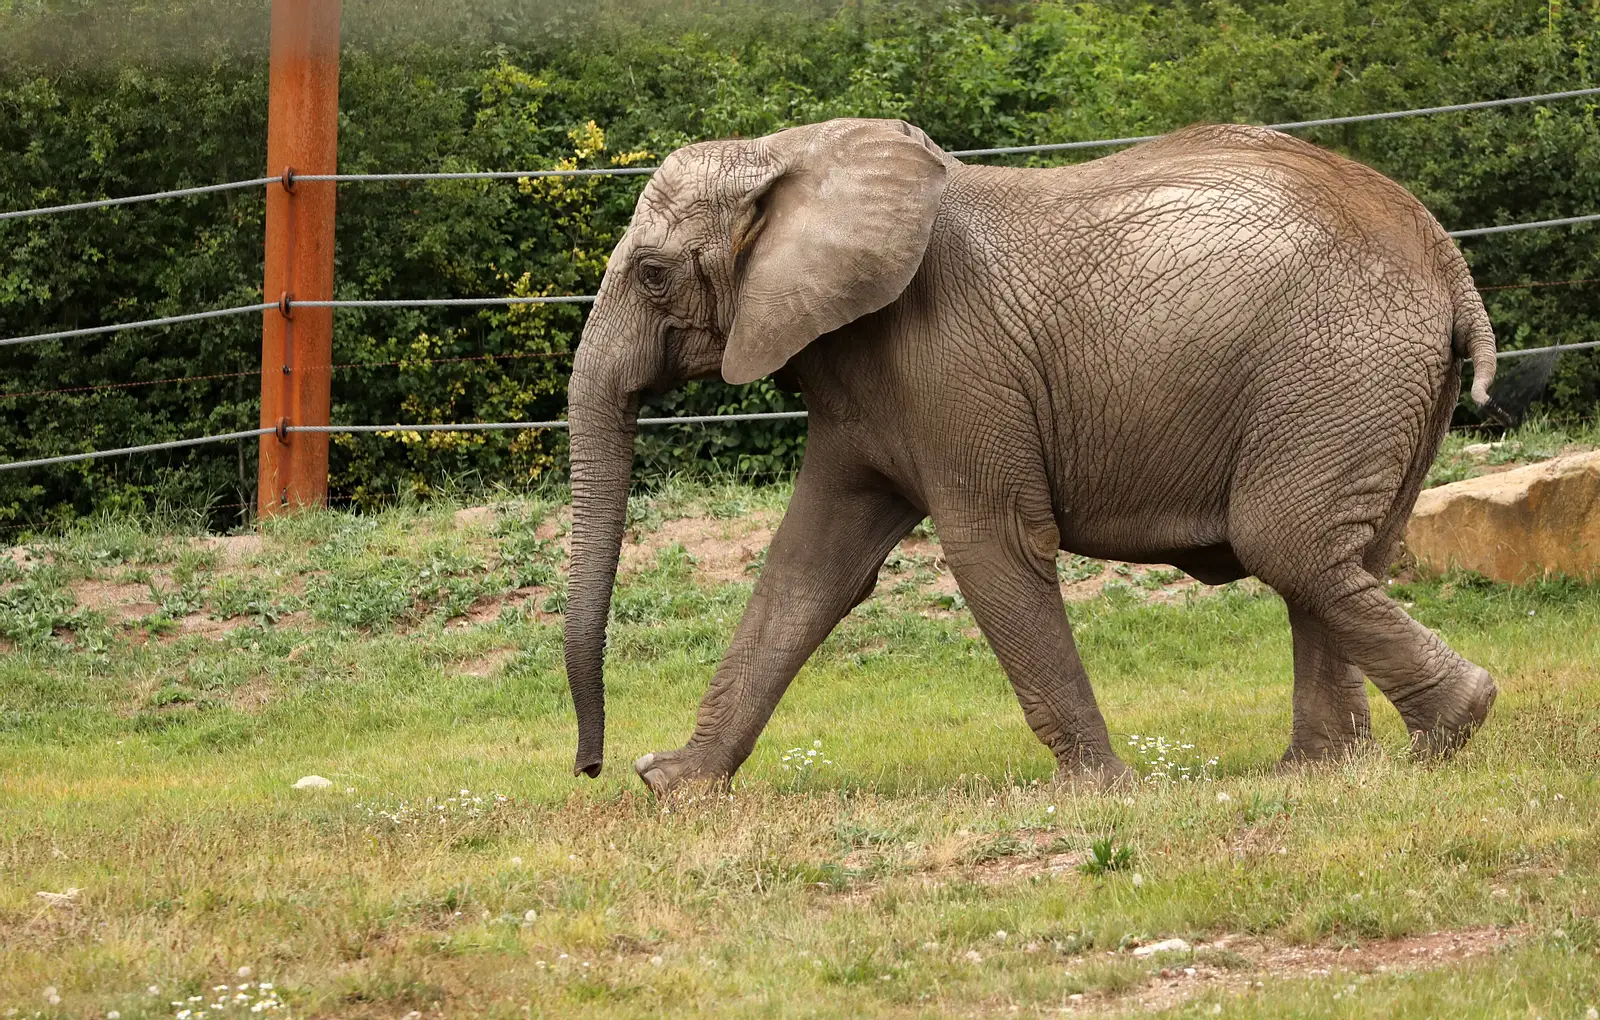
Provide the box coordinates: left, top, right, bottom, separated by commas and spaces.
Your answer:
1078, 836, 1134, 876
1, 0, 1598, 530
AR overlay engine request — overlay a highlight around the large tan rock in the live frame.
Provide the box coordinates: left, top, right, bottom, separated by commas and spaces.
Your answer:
1405, 451, 1600, 583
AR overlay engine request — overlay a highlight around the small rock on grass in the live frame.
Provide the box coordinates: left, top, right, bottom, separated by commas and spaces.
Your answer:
35, 887, 81, 907
1132, 937, 1190, 957
292, 775, 334, 790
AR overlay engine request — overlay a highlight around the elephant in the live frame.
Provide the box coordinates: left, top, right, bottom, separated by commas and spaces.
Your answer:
562, 117, 1500, 795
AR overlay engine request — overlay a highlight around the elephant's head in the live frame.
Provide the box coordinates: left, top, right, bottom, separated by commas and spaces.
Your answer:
563, 118, 953, 777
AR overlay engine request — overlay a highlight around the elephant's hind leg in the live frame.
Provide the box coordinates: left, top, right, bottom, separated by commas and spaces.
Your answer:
1281, 605, 1373, 765
1237, 337, 1494, 757
1285, 565, 1495, 756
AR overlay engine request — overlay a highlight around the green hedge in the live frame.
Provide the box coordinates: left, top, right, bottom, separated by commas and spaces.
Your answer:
2, 0, 1598, 530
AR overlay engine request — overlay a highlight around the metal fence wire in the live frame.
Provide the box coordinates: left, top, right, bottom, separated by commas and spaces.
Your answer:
3, 86, 1600, 474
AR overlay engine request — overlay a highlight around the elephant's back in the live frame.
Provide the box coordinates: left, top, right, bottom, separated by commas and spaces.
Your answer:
947, 127, 1452, 289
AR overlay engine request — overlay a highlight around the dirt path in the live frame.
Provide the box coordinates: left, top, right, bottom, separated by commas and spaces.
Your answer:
1073, 925, 1520, 1014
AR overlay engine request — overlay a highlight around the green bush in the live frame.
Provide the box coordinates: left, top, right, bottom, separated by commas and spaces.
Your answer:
1, 0, 1597, 531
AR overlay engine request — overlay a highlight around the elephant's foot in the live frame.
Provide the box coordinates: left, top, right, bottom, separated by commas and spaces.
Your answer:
633, 749, 729, 798
1403, 665, 1497, 759
1052, 753, 1134, 793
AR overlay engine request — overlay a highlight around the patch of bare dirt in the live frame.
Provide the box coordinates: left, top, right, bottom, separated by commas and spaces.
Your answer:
620, 513, 777, 584
1069, 925, 1523, 1015
202, 532, 263, 566
536, 510, 571, 541
453, 506, 495, 530
443, 587, 554, 631
227, 675, 276, 713
830, 829, 1090, 904
5, 546, 45, 569
71, 580, 159, 623
453, 646, 518, 678
175, 612, 251, 641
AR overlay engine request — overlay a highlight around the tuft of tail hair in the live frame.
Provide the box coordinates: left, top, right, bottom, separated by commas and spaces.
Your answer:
1453, 284, 1513, 425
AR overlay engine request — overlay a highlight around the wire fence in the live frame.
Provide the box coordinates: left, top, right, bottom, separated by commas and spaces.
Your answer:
7, 85, 1600, 218
3, 85, 1600, 483
3, 197, 1598, 352
0, 413, 812, 473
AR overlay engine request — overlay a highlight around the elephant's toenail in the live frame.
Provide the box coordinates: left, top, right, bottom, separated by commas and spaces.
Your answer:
633, 752, 655, 775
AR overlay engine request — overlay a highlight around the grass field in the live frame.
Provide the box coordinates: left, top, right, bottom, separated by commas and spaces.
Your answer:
3, 422, 1599, 1019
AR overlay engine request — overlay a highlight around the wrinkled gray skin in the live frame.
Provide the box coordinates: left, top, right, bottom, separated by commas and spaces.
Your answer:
564, 118, 1500, 794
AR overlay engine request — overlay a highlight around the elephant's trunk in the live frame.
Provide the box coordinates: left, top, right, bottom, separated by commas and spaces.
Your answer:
563, 364, 640, 778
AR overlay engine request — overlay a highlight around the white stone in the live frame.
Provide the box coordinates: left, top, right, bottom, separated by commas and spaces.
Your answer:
35, 888, 80, 906
1132, 937, 1191, 957
292, 775, 334, 790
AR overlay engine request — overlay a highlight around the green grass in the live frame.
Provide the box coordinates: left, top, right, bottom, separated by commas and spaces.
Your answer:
1427, 413, 1599, 488
1, 472, 1598, 1018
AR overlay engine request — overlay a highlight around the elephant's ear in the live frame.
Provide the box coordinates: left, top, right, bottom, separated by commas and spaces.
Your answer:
721, 119, 953, 385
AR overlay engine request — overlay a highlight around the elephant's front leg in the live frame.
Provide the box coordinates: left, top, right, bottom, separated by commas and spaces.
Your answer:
634, 468, 923, 796
939, 519, 1130, 786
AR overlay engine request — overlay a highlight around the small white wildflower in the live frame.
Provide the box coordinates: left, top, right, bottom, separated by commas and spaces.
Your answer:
108, 1013, 121, 1019
510, 856, 523, 867
993, 930, 1007, 941
1586, 1008, 1598, 1020
1132, 872, 1144, 887
257, 983, 272, 991
524, 909, 538, 923
813, 740, 822, 748
148, 986, 161, 996
43, 987, 60, 1006
921, 941, 938, 951
1046, 805, 1056, 814
650, 955, 663, 967
1216, 792, 1231, 803
965, 950, 983, 963
237, 966, 252, 979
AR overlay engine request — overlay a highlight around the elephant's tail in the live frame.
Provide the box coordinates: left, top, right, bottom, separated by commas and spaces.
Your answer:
1450, 277, 1499, 410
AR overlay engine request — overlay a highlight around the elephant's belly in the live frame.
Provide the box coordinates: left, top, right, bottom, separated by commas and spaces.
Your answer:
1063, 538, 1248, 586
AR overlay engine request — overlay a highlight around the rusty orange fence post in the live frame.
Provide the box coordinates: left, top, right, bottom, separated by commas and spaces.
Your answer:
258, 0, 341, 517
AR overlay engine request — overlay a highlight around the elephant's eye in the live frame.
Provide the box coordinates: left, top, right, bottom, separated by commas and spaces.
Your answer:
636, 260, 670, 293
